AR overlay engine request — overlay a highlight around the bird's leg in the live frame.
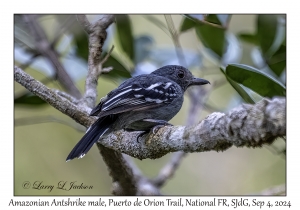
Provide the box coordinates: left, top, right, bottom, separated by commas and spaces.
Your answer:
126, 119, 173, 142
124, 128, 150, 143
124, 128, 136, 132
136, 131, 149, 142
141, 119, 173, 134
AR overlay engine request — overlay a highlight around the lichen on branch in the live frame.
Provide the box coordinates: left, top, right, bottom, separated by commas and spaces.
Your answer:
14, 66, 286, 160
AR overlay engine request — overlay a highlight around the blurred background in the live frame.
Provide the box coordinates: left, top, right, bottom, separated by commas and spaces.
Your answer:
14, 14, 286, 195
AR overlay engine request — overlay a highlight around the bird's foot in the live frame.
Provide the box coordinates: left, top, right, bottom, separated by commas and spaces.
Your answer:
130, 119, 173, 143
150, 124, 166, 134
137, 131, 148, 143
144, 119, 173, 138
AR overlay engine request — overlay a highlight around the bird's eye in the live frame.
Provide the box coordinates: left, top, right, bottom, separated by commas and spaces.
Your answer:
177, 70, 185, 78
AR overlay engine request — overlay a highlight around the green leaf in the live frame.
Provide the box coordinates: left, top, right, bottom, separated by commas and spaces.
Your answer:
205, 14, 222, 25
102, 54, 131, 79
267, 44, 286, 77
180, 17, 196, 32
15, 93, 47, 105
115, 15, 134, 61
182, 15, 226, 57
238, 33, 258, 45
195, 25, 226, 58
220, 68, 255, 104
74, 32, 89, 61
194, 15, 226, 58
227, 77, 256, 104
226, 64, 286, 98
257, 15, 285, 58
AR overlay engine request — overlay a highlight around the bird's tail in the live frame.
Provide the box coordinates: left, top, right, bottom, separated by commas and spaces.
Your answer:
66, 115, 116, 161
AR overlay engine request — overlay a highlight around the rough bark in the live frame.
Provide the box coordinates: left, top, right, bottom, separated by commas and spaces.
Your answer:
14, 66, 286, 160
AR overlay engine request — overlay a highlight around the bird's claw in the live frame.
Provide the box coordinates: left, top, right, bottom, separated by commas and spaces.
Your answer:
137, 131, 148, 143
136, 121, 173, 143
151, 124, 165, 134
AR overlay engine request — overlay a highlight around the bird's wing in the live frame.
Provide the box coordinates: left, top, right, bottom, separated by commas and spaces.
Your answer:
90, 80, 179, 118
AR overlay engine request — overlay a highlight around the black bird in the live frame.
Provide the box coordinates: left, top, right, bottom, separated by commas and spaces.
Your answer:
66, 65, 210, 161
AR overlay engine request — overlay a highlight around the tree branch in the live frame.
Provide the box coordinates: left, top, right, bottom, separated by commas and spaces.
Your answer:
14, 66, 286, 159
22, 15, 82, 99
76, 14, 115, 108
100, 97, 286, 160
75, 15, 154, 195
14, 65, 286, 194
152, 151, 186, 187
164, 15, 187, 67
153, 16, 211, 187
14, 65, 286, 159
96, 144, 138, 195
51, 15, 76, 47
14, 66, 93, 127
153, 86, 210, 187
53, 89, 79, 104
100, 45, 114, 65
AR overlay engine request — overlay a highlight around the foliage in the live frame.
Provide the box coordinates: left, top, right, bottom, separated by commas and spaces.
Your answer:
14, 14, 286, 195
14, 14, 286, 106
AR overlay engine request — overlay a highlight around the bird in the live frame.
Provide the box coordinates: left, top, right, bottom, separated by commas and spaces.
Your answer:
66, 65, 210, 161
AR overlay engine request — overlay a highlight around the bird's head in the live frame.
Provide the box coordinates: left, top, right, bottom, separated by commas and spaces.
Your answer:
151, 65, 210, 91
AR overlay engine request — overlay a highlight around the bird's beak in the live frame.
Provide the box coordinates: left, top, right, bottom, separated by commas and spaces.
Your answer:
189, 77, 210, 87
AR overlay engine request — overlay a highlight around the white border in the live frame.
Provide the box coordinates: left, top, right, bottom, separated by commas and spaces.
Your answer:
3, 0, 298, 209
